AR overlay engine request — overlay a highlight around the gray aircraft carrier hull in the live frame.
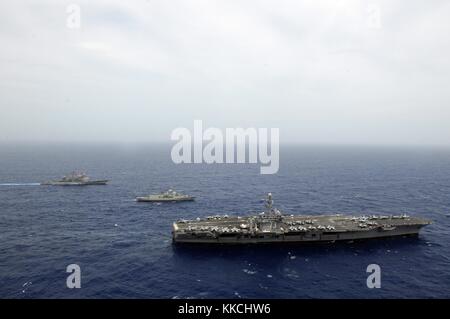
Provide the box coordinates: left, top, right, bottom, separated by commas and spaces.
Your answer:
173, 225, 424, 244
172, 215, 430, 245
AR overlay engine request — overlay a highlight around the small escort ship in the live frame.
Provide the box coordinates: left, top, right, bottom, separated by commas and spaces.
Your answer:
172, 193, 431, 244
136, 189, 195, 203
41, 171, 108, 186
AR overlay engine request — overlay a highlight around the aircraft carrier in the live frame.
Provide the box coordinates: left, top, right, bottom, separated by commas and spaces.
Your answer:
172, 193, 431, 244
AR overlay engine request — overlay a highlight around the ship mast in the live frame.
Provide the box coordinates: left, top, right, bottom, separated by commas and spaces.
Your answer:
265, 193, 275, 215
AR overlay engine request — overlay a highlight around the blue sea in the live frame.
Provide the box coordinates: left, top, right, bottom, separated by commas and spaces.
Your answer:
1, 144, 449, 298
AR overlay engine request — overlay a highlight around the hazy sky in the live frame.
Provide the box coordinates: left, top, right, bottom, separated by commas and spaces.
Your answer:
1, 0, 449, 144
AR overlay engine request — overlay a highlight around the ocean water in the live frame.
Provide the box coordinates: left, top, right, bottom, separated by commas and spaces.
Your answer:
0, 144, 449, 298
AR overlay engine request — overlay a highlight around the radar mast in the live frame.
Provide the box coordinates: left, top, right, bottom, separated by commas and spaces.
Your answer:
265, 193, 275, 215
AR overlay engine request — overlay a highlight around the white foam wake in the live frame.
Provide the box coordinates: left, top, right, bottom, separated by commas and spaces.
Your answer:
0, 183, 41, 186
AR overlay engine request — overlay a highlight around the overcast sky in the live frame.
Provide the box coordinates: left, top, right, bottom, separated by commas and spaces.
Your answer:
1, 0, 449, 145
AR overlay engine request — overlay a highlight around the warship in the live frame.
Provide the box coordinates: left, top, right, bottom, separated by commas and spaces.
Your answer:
136, 189, 195, 202
172, 193, 431, 244
41, 171, 108, 186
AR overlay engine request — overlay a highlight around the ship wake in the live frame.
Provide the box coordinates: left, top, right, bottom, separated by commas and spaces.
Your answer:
0, 183, 41, 186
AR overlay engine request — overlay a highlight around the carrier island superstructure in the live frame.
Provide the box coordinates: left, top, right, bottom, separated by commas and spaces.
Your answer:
172, 193, 431, 244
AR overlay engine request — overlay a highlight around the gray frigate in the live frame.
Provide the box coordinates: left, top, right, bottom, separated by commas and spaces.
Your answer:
136, 189, 195, 202
172, 193, 431, 244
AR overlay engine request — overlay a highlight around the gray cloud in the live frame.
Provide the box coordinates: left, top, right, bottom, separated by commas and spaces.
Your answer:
1, 0, 449, 145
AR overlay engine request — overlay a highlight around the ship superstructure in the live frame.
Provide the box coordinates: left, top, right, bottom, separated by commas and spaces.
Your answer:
42, 171, 108, 186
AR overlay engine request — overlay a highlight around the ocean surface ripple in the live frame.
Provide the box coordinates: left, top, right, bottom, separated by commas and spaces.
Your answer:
0, 144, 449, 298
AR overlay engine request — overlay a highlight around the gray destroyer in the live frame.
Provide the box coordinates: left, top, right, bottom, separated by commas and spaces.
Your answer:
136, 189, 195, 202
42, 171, 108, 186
172, 193, 431, 244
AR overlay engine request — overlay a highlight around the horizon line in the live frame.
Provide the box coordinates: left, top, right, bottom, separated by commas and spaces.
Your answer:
1, 140, 450, 149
